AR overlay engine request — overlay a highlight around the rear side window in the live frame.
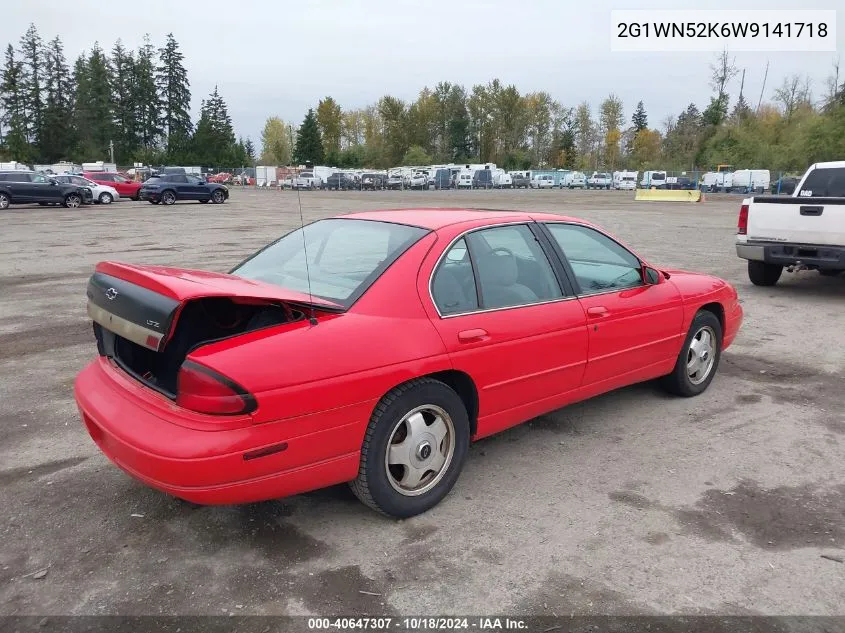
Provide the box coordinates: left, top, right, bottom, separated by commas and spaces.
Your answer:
432, 238, 479, 315
797, 167, 845, 197
94, 173, 114, 182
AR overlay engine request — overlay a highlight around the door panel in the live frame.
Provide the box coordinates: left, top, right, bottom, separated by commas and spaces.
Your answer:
427, 223, 589, 438
578, 285, 683, 391
543, 221, 685, 392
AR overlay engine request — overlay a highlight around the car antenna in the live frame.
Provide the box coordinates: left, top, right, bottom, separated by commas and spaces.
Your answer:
295, 174, 319, 326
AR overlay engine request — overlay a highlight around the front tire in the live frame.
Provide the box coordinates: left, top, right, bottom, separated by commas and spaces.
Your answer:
98, 192, 113, 204
748, 261, 783, 286
350, 377, 470, 518
211, 190, 225, 204
161, 190, 176, 205
662, 310, 723, 397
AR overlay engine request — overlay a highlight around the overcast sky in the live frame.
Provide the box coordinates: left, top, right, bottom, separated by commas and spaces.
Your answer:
5, 0, 843, 144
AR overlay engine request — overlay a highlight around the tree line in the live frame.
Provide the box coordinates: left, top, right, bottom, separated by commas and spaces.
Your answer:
0, 25, 254, 166
275, 52, 845, 174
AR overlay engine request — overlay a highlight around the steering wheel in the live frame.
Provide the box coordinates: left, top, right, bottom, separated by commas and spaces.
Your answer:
490, 247, 514, 258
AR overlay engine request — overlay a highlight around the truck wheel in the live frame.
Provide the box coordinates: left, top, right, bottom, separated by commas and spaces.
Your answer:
350, 377, 470, 518
748, 261, 783, 286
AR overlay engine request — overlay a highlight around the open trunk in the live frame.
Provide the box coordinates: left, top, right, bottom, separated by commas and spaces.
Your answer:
87, 264, 315, 397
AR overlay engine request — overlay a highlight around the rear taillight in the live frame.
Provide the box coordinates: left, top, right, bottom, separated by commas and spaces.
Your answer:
737, 204, 749, 235
176, 360, 256, 416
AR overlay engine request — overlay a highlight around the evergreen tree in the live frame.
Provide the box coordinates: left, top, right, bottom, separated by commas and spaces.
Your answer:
74, 46, 114, 159
40, 37, 75, 162
0, 44, 30, 161
631, 100, 648, 132
191, 86, 237, 165
110, 40, 138, 161
18, 24, 43, 146
244, 137, 255, 162
156, 33, 192, 158
293, 108, 324, 164
134, 35, 162, 154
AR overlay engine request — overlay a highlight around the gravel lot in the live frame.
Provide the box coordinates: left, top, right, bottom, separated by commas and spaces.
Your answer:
1, 188, 843, 618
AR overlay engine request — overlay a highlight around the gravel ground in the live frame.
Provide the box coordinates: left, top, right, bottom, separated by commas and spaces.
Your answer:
1, 188, 843, 618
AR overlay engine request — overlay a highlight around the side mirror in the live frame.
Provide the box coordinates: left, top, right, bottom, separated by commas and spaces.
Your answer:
643, 266, 661, 285
49, 179, 58, 185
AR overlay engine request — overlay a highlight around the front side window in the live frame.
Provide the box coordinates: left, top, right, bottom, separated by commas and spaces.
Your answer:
546, 224, 642, 294
94, 173, 114, 182
232, 219, 428, 308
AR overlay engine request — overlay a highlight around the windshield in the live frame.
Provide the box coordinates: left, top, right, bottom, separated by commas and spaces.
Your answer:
231, 219, 429, 308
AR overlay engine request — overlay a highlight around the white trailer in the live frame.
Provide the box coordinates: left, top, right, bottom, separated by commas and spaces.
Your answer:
613, 170, 638, 190
731, 169, 770, 194
0, 161, 31, 171
700, 171, 733, 192
82, 161, 117, 173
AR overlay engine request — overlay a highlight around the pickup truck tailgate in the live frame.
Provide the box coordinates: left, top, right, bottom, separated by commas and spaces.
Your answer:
747, 197, 845, 246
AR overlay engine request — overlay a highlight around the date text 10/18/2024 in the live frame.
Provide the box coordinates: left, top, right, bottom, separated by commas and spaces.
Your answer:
308, 617, 528, 630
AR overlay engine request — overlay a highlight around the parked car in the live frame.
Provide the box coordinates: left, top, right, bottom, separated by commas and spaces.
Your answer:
0, 170, 93, 209
208, 172, 233, 184
75, 208, 743, 518
405, 172, 428, 190
138, 173, 229, 205
587, 172, 612, 189
83, 172, 143, 200
433, 169, 452, 190
325, 172, 356, 191
531, 175, 555, 189
52, 174, 120, 204
386, 173, 404, 190
472, 169, 494, 189
361, 173, 386, 190
511, 173, 530, 189
293, 171, 320, 189
658, 176, 696, 190
562, 171, 587, 189
770, 175, 799, 195
736, 161, 845, 286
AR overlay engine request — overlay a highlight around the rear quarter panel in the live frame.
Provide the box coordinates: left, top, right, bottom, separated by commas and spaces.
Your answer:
189, 231, 451, 431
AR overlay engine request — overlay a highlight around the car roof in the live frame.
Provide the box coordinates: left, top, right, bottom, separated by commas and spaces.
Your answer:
340, 208, 581, 230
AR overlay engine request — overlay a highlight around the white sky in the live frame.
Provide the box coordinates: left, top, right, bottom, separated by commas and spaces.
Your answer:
5, 0, 843, 143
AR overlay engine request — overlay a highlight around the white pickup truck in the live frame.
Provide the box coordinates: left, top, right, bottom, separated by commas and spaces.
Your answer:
736, 161, 845, 286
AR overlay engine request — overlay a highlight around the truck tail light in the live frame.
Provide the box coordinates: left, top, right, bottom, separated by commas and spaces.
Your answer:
737, 204, 749, 235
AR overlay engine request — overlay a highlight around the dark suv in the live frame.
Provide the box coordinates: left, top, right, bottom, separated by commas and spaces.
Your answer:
139, 173, 229, 205
0, 171, 93, 209
325, 172, 356, 190
511, 173, 530, 189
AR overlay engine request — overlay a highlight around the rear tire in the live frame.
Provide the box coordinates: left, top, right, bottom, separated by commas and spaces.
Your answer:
748, 261, 783, 286
350, 377, 470, 518
0, 193, 11, 209
63, 193, 82, 208
662, 310, 723, 397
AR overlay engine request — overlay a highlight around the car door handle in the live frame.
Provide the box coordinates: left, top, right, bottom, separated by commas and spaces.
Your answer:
458, 328, 488, 343
800, 206, 823, 216
586, 306, 609, 317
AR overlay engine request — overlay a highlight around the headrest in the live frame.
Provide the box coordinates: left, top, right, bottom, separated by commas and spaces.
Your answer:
477, 251, 518, 286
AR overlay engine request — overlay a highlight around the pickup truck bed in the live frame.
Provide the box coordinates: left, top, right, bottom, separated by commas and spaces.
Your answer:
736, 194, 845, 285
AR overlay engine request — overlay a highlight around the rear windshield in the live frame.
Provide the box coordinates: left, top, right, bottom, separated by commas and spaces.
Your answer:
797, 167, 845, 198
231, 219, 429, 308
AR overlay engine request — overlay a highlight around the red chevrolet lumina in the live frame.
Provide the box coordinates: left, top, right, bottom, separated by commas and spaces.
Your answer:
75, 208, 743, 517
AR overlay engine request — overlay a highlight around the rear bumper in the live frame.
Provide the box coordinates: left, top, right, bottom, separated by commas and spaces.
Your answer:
736, 240, 845, 269
74, 358, 363, 504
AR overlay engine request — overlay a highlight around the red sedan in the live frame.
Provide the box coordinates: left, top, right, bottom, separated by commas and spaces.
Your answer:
83, 172, 143, 200
75, 209, 743, 517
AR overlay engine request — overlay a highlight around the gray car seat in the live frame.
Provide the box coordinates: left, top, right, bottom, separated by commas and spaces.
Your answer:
476, 251, 538, 307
